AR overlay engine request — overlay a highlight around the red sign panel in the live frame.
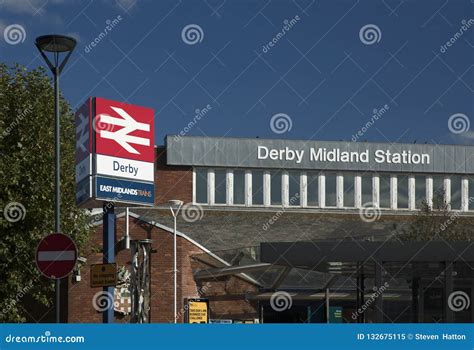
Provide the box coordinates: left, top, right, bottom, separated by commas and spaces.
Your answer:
36, 233, 77, 279
94, 97, 155, 162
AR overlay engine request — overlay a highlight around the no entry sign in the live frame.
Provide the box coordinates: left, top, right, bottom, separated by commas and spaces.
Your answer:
36, 233, 77, 279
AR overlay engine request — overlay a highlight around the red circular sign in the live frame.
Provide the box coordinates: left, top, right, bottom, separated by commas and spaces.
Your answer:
35, 233, 77, 279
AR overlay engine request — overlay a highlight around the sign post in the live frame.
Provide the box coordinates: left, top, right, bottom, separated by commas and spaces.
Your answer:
103, 203, 115, 323
75, 97, 155, 324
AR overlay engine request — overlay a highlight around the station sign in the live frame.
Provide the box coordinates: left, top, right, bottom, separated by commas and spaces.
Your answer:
75, 97, 155, 208
36, 233, 77, 279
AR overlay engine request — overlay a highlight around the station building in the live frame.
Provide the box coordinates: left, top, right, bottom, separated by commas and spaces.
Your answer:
66, 136, 474, 323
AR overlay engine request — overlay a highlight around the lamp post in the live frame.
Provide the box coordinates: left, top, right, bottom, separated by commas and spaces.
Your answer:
168, 199, 183, 323
35, 35, 76, 323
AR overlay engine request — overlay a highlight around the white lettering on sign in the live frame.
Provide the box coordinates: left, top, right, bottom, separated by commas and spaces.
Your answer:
258, 146, 430, 165
257, 146, 304, 164
98, 106, 150, 154
98, 185, 152, 198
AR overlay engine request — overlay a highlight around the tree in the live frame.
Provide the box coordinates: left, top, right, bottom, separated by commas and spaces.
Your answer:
399, 191, 474, 241
0, 64, 91, 322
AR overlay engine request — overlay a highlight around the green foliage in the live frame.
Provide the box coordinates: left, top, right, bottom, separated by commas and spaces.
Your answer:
0, 64, 91, 322
399, 191, 474, 241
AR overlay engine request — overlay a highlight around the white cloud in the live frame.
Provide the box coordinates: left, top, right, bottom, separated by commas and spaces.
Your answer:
0, 0, 66, 16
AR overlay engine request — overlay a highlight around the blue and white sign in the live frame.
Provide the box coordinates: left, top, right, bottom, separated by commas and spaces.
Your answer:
95, 176, 154, 206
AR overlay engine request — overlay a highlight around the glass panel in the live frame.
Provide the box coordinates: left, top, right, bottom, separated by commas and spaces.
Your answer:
289, 171, 300, 206
415, 175, 426, 209
343, 174, 355, 207
450, 175, 462, 210
361, 175, 372, 205
379, 174, 391, 208
397, 175, 409, 209
252, 170, 264, 205
470, 177, 474, 210
195, 168, 208, 203
325, 174, 337, 207
271, 170, 282, 205
214, 169, 226, 204
433, 175, 445, 209
307, 173, 318, 206
233, 170, 245, 205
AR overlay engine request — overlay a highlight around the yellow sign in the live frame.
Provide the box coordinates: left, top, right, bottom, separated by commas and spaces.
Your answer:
187, 299, 209, 324
90, 263, 117, 287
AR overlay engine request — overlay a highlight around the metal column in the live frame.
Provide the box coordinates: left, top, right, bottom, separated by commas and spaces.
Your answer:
53, 68, 61, 323
445, 262, 454, 323
374, 262, 384, 323
103, 203, 115, 323
412, 277, 419, 323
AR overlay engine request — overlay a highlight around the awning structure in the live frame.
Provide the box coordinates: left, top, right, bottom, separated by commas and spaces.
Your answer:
191, 241, 474, 323
260, 241, 474, 267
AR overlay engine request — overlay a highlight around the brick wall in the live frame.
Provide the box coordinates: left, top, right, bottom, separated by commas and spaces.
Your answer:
154, 147, 193, 205
67, 214, 258, 323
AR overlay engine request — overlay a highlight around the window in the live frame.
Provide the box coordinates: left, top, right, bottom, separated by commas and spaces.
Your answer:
252, 170, 264, 205
307, 173, 318, 206
233, 170, 245, 205
361, 175, 372, 205
271, 170, 282, 205
289, 171, 300, 206
450, 175, 462, 210
379, 174, 391, 208
470, 177, 474, 210
195, 168, 208, 203
397, 175, 409, 209
433, 175, 445, 209
415, 176, 426, 209
325, 174, 337, 207
214, 169, 226, 204
343, 174, 355, 207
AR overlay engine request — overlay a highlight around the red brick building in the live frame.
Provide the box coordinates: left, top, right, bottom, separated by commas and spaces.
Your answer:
66, 136, 474, 323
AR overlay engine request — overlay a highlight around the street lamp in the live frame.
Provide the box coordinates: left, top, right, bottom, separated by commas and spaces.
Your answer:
168, 199, 183, 324
35, 34, 76, 324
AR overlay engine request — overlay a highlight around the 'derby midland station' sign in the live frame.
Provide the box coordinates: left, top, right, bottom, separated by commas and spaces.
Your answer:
166, 136, 474, 175
257, 146, 431, 165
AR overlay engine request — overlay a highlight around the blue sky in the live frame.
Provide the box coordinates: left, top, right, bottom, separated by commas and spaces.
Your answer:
0, 0, 473, 146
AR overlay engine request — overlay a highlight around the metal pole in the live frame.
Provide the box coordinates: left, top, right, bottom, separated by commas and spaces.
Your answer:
54, 68, 61, 324
103, 202, 115, 323
325, 288, 329, 323
375, 262, 383, 323
173, 215, 177, 324
168, 200, 182, 324
445, 262, 453, 323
